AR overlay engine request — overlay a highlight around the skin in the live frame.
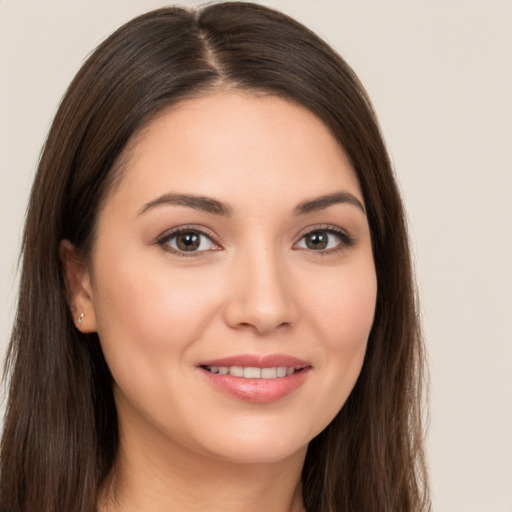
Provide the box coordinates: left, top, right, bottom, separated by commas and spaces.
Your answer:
62, 91, 377, 512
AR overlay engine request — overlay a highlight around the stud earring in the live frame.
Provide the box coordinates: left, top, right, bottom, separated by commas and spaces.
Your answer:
77, 313, 85, 325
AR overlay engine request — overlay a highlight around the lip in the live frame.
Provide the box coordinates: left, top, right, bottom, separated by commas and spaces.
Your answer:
198, 353, 309, 369
197, 353, 312, 403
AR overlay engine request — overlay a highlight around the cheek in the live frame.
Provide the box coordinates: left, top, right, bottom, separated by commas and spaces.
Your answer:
310, 261, 377, 350
90, 251, 224, 364
89, 255, 228, 433
303, 260, 377, 418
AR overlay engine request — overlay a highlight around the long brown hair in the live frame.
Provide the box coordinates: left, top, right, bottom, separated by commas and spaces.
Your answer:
1, 3, 429, 511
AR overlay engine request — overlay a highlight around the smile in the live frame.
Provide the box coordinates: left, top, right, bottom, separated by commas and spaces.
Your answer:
198, 354, 311, 402
203, 366, 298, 378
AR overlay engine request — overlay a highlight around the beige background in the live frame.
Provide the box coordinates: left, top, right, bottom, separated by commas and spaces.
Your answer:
1, 1, 511, 510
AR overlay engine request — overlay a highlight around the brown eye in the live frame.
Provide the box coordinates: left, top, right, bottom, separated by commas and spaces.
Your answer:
161, 229, 218, 253
303, 231, 330, 250
176, 232, 201, 251
295, 228, 352, 252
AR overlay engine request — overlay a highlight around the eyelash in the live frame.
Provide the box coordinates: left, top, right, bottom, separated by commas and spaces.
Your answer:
156, 225, 221, 257
294, 225, 355, 255
156, 224, 355, 257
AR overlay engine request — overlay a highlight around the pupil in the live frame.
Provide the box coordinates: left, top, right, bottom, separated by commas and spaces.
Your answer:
177, 232, 200, 251
306, 232, 328, 250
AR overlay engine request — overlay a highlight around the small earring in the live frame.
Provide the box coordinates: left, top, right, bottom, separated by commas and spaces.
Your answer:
77, 313, 85, 325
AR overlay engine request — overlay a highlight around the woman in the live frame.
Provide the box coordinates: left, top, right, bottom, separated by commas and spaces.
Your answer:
0, 3, 429, 511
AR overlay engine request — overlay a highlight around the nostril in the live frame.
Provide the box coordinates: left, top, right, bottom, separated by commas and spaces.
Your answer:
234, 320, 291, 336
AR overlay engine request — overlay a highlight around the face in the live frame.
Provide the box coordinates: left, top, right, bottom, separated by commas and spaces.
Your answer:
73, 92, 377, 465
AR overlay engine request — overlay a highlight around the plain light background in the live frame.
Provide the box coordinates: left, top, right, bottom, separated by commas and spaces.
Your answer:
1, 1, 511, 511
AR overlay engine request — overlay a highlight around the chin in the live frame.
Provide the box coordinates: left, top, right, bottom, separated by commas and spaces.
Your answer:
206, 439, 308, 465
185, 419, 316, 465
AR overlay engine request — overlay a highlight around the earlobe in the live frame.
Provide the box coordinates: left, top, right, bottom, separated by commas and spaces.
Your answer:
59, 239, 97, 333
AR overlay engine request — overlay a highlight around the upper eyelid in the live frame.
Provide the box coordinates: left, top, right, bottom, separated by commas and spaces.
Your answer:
157, 225, 219, 243
293, 225, 355, 251
294, 224, 351, 239
155, 226, 223, 257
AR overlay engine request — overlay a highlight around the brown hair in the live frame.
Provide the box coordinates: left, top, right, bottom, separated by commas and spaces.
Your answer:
1, 3, 429, 511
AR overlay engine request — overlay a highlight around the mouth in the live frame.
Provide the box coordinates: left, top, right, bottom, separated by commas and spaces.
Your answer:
197, 354, 311, 402
201, 365, 305, 379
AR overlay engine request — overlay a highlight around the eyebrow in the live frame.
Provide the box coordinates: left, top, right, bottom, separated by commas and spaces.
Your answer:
294, 191, 366, 216
138, 193, 233, 217
137, 190, 365, 217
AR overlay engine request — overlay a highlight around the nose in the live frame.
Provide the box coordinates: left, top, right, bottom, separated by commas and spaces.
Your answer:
222, 244, 298, 335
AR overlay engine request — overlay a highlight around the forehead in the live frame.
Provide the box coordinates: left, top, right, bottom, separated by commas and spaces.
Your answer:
107, 91, 363, 215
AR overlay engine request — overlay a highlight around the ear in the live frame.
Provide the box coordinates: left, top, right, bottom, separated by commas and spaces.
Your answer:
59, 239, 97, 333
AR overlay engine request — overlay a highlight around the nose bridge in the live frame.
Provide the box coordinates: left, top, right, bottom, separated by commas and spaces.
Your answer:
224, 237, 297, 334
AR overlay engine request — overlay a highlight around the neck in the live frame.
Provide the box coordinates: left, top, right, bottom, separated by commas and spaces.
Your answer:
98, 410, 307, 512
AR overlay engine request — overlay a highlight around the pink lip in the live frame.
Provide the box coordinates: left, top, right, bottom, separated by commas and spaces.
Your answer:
198, 353, 309, 369
197, 353, 311, 403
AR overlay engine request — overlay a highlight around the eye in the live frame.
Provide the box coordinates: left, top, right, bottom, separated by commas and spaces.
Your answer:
158, 228, 220, 254
295, 227, 353, 252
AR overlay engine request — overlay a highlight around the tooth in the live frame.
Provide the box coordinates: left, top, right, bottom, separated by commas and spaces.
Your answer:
277, 367, 287, 378
211, 365, 299, 378
244, 367, 261, 378
261, 367, 277, 379
230, 366, 244, 377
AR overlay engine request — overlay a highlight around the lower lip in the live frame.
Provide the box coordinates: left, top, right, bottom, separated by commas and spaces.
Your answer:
199, 368, 310, 403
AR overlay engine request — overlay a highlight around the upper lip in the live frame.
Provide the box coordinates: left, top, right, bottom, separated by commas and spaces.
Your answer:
197, 353, 310, 369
